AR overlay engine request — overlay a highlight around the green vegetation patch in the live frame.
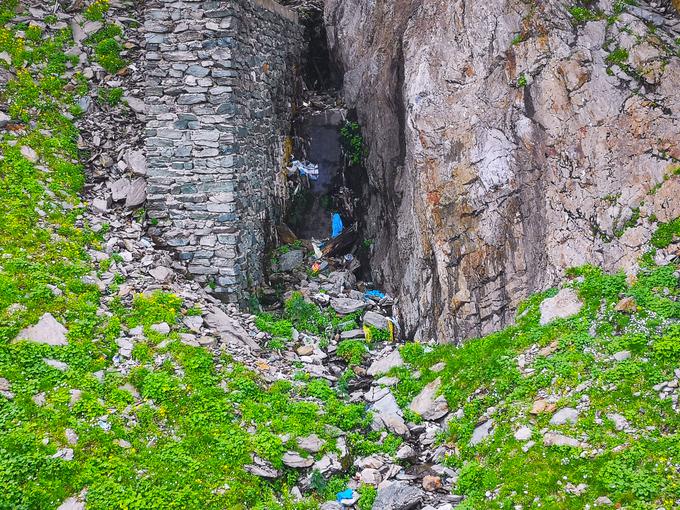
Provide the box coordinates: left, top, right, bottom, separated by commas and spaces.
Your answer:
390, 262, 679, 509
340, 120, 365, 167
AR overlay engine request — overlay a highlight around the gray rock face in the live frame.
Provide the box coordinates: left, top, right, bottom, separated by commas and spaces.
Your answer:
325, 0, 680, 342
372, 482, 424, 510
540, 289, 583, 325
15, 313, 68, 346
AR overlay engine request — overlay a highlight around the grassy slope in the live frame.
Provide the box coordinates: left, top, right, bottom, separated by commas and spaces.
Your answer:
0, 1, 678, 509
391, 263, 679, 509
0, 3, 390, 509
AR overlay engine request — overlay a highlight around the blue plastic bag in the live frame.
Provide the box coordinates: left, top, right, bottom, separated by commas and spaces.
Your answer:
331, 213, 344, 238
336, 488, 354, 502
365, 289, 386, 300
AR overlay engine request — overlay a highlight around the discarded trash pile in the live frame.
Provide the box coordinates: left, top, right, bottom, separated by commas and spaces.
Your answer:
244, 228, 469, 509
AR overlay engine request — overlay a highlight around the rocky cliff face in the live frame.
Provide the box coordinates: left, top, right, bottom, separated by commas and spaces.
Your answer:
325, 0, 680, 342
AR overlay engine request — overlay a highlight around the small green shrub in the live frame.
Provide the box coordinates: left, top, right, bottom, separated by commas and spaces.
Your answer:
516, 73, 528, 87
255, 313, 293, 338
84, 0, 110, 21
97, 86, 122, 106
93, 38, 125, 74
357, 486, 377, 510
128, 292, 183, 328
337, 340, 368, 366
568, 5, 602, 24
651, 217, 680, 248
606, 47, 630, 67
340, 121, 365, 166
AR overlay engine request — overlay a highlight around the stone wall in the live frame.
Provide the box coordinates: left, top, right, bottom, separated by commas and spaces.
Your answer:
144, 0, 302, 301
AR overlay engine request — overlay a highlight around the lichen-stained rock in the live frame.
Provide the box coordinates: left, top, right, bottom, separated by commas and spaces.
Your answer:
325, 0, 680, 343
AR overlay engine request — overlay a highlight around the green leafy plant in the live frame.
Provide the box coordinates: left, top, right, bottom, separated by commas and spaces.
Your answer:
337, 339, 368, 366
340, 121, 365, 166
84, 0, 110, 21
516, 72, 528, 87
651, 217, 680, 248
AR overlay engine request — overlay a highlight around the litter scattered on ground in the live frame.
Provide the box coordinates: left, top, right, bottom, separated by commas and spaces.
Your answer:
289, 159, 319, 180
365, 290, 385, 300
336, 488, 354, 503
322, 223, 358, 257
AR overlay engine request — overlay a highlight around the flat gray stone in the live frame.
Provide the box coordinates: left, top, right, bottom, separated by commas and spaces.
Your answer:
543, 432, 588, 448
57, 496, 85, 510
245, 463, 279, 479
124, 96, 146, 114
125, 178, 146, 208
297, 434, 325, 453
320, 503, 342, 510
514, 426, 533, 441
606, 413, 630, 431
370, 391, 409, 436
20, 145, 38, 162
125, 150, 147, 175
15, 313, 68, 346
341, 328, 365, 339
282, 451, 314, 468
183, 315, 204, 332
205, 307, 260, 352
330, 297, 366, 315
409, 377, 449, 420
613, 350, 631, 361
550, 407, 579, 426
43, 358, 69, 371
110, 177, 130, 202
149, 266, 173, 283
470, 420, 494, 446
367, 350, 403, 376
151, 322, 170, 334
363, 310, 390, 330
372, 482, 424, 510
540, 288, 583, 325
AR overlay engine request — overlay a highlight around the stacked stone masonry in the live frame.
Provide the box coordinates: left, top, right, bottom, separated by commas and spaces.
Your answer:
144, 0, 303, 301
